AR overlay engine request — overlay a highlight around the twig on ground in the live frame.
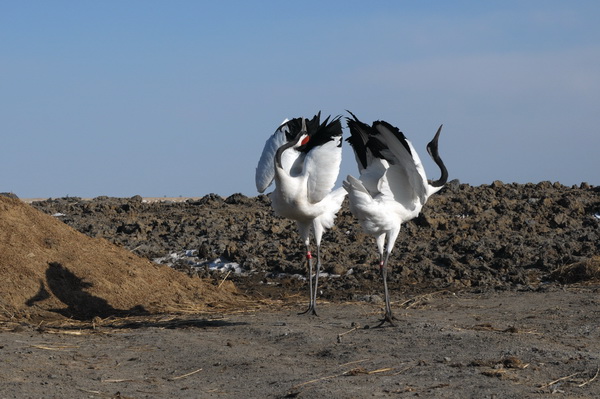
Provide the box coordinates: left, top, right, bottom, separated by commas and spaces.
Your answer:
292, 364, 398, 391
28, 343, 79, 351
77, 387, 138, 398
0, 302, 15, 319
291, 372, 343, 390
338, 358, 370, 368
337, 325, 361, 343
578, 367, 600, 387
44, 329, 86, 335
218, 270, 232, 288
77, 388, 109, 396
365, 367, 394, 375
455, 324, 541, 335
168, 367, 203, 381
398, 290, 449, 309
539, 372, 581, 389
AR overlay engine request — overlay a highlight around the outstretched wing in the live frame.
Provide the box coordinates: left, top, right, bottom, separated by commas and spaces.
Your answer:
304, 115, 343, 203
305, 136, 342, 203
255, 119, 290, 193
345, 112, 392, 198
372, 121, 427, 207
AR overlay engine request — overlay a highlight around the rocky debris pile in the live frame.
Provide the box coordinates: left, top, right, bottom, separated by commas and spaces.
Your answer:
30, 181, 600, 297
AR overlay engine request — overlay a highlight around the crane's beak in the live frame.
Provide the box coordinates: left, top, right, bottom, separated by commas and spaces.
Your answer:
426, 124, 448, 187
426, 124, 443, 158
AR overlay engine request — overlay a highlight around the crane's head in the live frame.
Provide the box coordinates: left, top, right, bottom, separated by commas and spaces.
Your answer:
296, 117, 310, 148
274, 117, 312, 171
426, 124, 442, 159
426, 124, 448, 188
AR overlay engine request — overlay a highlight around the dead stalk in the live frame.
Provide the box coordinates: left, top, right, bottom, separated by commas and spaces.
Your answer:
217, 270, 232, 288
29, 344, 79, 351
292, 364, 397, 390
338, 358, 370, 368
366, 367, 394, 375
0, 301, 15, 319
539, 372, 581, 389
398, 290, 449, 309
168, 367, 203, 381
578, 367, 600, 388
337, 325, 361, 342
76, 388, 108, 396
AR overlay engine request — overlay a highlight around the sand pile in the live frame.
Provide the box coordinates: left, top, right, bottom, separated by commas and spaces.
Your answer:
0, 195, 240, 321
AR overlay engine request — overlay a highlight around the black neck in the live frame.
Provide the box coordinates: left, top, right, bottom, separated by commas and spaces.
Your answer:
427, 125, 448, 187
275, 130, 304, 169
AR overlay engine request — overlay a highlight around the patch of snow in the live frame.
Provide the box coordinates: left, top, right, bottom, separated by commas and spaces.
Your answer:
153, 250, 245, 274
154, 249, 348, 280
207, 257, 243, 273
265, 271, 342, 281
52, 212, 66, 217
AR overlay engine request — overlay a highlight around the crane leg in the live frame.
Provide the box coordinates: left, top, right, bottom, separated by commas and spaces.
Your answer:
312, 245, 322, 314
377, 253, 395, 327
298, 245, 318, 316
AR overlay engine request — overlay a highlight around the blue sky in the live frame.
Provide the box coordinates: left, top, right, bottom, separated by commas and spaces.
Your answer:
2, 1, 599, 198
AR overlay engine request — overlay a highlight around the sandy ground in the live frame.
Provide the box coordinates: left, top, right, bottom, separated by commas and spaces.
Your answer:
2, 286, 599, 399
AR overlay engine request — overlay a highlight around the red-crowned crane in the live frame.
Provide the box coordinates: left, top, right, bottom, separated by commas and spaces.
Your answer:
343, 111, 448, 326
256, 112, 346, 315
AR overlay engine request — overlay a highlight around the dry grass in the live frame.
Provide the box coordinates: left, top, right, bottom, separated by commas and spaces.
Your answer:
551, 256, 600, 284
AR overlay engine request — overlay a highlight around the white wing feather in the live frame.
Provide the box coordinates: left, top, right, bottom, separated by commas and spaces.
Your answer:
358, 157, 387, 197
305, 136, 342, 203
405, 140, 429, 197
255, 120, 289, 193
343, 175, 373, 217
375, 125, 427, 206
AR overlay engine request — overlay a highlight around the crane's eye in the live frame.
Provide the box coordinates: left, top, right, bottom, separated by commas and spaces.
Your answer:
301, 136, 310, 146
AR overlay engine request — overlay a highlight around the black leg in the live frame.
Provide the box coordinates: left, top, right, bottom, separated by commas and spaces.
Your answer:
377, 253, 395, 327
298, 246, 318, 316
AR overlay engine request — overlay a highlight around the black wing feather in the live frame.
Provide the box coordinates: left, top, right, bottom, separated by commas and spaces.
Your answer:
301, 112, 342, 153
372, 120, 412, 157
345, 111, 372, 170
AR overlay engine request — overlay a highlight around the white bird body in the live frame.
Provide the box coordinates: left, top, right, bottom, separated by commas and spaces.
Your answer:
344, 112, 448, 325
256, 113, 346, 315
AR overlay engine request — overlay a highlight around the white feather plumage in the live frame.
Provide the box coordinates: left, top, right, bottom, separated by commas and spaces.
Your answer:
344, 113, 448, 325
255, 113, 346, 316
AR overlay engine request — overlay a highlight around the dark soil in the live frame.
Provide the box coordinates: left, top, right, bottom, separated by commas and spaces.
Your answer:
1, 180, 599, 398
29, 180, 600, 297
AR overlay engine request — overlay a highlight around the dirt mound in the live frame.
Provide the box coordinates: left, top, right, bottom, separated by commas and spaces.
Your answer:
0, 196, 240, 321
